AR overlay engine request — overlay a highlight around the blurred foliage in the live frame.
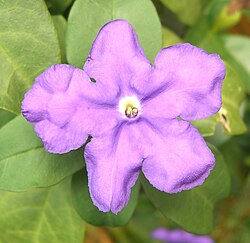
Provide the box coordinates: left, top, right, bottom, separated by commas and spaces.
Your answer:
159, 0, 203, 26
0, 0, 250, 242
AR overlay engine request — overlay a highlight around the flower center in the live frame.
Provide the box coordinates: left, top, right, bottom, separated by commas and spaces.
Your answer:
125, 106, 138, 118
119, 96, 141, 119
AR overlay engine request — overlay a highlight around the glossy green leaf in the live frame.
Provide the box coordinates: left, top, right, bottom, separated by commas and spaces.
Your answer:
0, 0, 60, 114
66, 0, 162, 67
0, 178, 84, 243
52, 15, 67, 63
193, 63, 246, 136
45, 0, 73, 15
71, 169, 140, 226
0, 115, 84, 191
162, 27, 182, 47
140, 144, 231, 234
159, 0, 202, 26
0, 110, 15, 128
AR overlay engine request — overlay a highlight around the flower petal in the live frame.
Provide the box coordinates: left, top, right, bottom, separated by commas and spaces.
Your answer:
142, 118, 215, 193
84, 122, 143, 214
141, 43, 225, 120
151, 228, 214, 243
22, 64, 120, 154
83, 19, 152, 97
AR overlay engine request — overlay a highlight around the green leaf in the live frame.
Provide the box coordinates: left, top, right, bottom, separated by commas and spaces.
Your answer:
162, 27, 183, 47
192, 63, 247, 136
52, 15, 67, 63
46, 0, 73, 15
140, 144, 231, 234
0, 115, 84, 191
0, 109, 15, 128
218, 64, 247, 134
191, 115, 217, 137
0, 0, 60, 114
0, 178, 84, 243
71, 169, 140, 226
66, 0, 162, 67
159, 0, 202, 26
205, 124, 231, 147
222, 35, 250, 78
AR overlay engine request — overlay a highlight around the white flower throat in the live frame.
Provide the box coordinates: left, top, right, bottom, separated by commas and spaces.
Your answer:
119, 96, 141, 119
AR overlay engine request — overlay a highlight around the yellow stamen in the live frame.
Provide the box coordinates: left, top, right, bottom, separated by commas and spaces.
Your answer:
118, 96, 141, 119
125, 106, 138, 118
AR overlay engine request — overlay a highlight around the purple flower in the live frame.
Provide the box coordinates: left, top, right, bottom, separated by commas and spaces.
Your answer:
22, 20, 225, 214
151, 228, 214, 243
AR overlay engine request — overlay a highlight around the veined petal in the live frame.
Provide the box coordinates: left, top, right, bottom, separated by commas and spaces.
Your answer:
142, 43, 225, 120
84, 122, 144, 214
141, 119, 215, 193
84, 19, 152, 97
22, 64, 120, 154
